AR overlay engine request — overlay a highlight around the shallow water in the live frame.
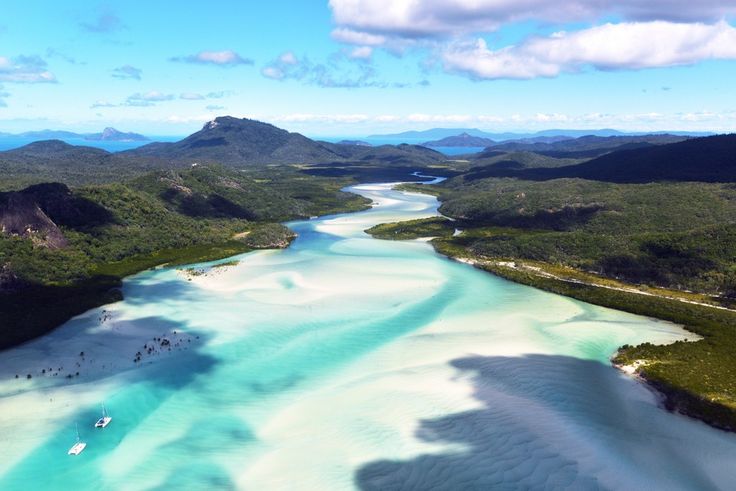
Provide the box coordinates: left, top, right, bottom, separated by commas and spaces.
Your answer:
1, 182, 735, 490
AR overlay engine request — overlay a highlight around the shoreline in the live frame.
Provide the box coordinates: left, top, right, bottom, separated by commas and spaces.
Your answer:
442, 247, 736, 432
371, 182, 736, 433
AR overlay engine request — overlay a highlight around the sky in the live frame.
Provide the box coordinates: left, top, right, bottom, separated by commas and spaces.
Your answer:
1, 0, 736, 137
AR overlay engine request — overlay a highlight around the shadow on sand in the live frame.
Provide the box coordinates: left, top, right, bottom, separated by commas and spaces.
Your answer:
355, 354, 732, 490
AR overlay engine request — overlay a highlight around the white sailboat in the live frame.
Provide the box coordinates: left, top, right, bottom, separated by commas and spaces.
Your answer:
95, 403, 112, 428
68, 424, 86, 455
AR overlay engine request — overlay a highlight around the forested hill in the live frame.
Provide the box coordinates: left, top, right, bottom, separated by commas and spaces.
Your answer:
468, 134, 736, 183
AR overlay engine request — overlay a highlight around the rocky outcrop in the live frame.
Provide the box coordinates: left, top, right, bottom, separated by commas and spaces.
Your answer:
0, 192, 67, 248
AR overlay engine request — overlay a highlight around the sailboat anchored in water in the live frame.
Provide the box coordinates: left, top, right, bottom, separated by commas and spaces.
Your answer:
95, 403, 112, 428
67, 424, 86, 456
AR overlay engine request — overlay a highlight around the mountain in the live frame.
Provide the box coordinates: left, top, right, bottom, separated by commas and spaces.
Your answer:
368, 128, 715, 144
4, 127, 149, 142
125, 117, 343, 165
84, 127, 148, 142
482, 134, 689, 159
368, 128, 499, 141
422, 132, 495, 147
494, 134, 736, 183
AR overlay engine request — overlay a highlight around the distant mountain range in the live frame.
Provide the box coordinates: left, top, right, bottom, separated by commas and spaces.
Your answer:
124, 117, 445, 166
0, 127, 149, 142
2, 117, 733, 186
368, 127, 714, 143
0, 117, 448, 185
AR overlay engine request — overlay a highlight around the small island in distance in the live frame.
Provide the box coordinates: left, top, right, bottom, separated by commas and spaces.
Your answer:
0, 127, 149, 143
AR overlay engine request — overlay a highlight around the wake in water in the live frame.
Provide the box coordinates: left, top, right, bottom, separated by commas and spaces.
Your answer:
0, 181, 734, 490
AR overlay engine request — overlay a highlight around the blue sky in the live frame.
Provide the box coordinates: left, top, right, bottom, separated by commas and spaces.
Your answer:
1, 0, 736, 137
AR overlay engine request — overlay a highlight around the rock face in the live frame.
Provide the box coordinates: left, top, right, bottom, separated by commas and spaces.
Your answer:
0, 192, 67, 248
0, 182, 114, 249
85, 127, 149, 142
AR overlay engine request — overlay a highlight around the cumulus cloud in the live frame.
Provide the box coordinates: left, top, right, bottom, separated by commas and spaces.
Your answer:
170, 50, 253, 66
331, 27, 387, 46
265, 110, 736, 131
0, 55, 56, 83
348, 46, 373, 60
80, 11, 124, 33
112, 64, 142, 80
442, 21, 736, 80
329, 0, 736, 40
262, 51, 393, 88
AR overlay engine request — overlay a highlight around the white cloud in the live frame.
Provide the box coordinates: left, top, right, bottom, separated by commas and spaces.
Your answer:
329, 0, 736, 39
272, 113, 370, 124
279, 52, 298, 65
0, 55, 56, 83
261, 66, 285, 80
331, 27, 387, 46
171, 50, 253, 66
349, 46, 373, 60
442, 21, 736, 80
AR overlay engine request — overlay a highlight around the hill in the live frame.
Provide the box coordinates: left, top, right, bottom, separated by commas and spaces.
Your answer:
85, 127, 148, 142
483, 134, 688, 159
0, 140, 173, 188
422, 132, 495, 147
514, 134, 736, 183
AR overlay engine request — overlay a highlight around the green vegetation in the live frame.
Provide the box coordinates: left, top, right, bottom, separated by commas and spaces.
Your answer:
366, 217, 455, 240
432, 178, 736, 298
0, 164, 370, 348
374, 172, 736, 431
474, 261, 736, 432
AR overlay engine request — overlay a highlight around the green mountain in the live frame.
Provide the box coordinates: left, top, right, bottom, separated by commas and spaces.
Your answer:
482, 134, 689, 159
518, 134, 736, 183
125, 116, 343, 165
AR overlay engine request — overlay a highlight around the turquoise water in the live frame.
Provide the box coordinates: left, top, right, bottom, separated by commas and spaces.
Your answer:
1, 182, 735, 490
